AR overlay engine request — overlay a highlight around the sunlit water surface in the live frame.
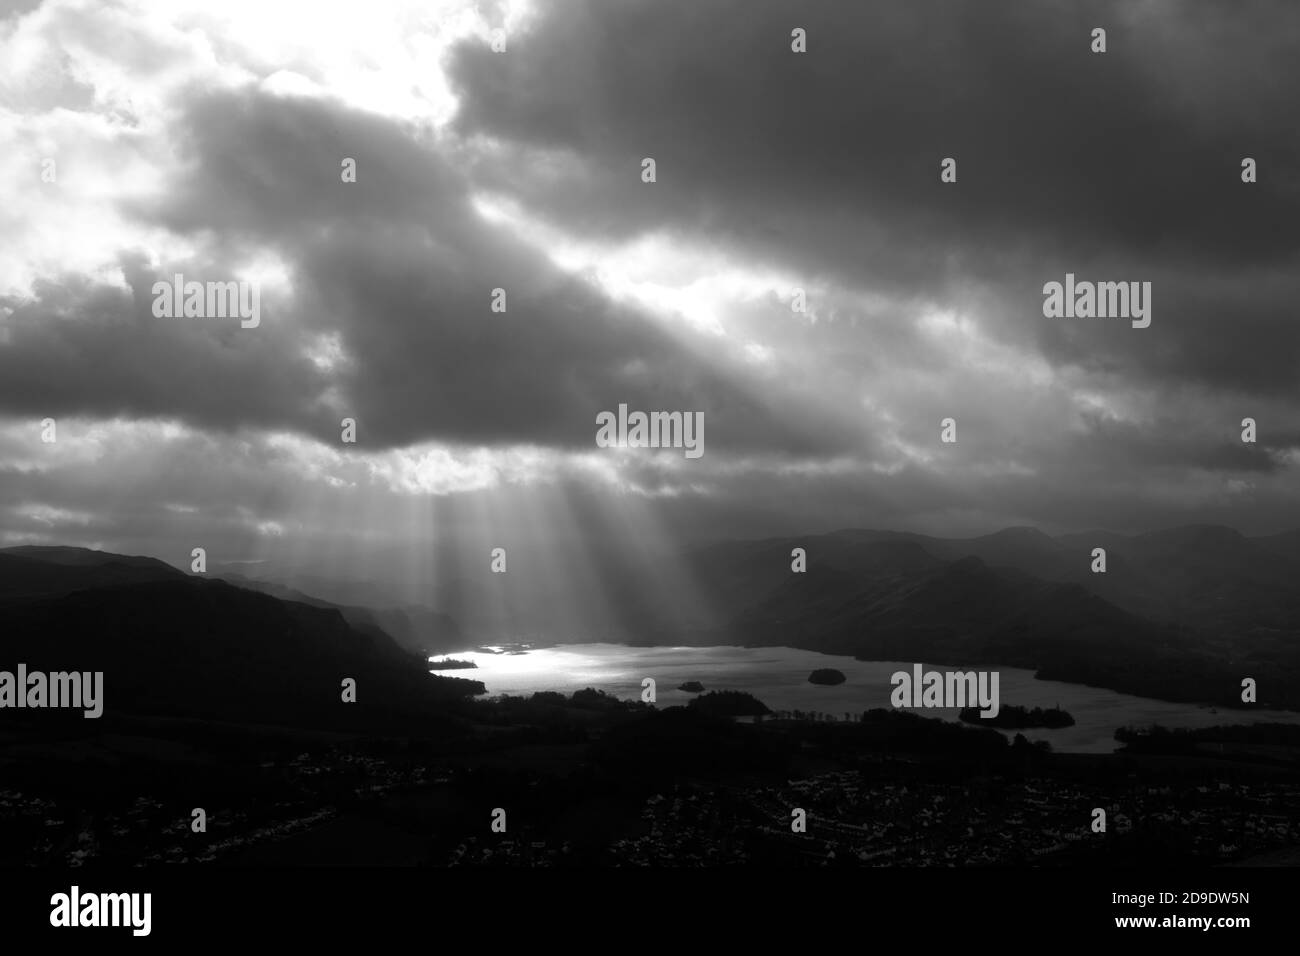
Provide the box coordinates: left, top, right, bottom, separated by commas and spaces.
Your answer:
430, 643, 1300, 754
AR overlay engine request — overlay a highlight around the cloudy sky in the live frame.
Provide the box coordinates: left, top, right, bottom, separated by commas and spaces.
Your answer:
1, 0, 1298, 595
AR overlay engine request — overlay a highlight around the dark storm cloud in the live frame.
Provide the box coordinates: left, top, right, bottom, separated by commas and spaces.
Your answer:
4, 0, 1299, 555
448, 0, 1300, 397
2, 87, 869, 456
0, 261, 328, 431
1067, 409, 1284, 474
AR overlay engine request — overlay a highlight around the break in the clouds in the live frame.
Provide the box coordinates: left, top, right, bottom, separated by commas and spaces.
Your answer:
2, 0, 1299, 571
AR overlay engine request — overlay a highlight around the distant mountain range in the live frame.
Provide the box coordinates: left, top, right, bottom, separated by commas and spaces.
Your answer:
681, 525, 1300, 633
4, 523, 1299, 715
665, 526, 1300, 708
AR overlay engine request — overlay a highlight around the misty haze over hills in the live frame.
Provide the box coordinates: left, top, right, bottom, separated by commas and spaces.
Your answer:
6, 518, 1298, 714
215, 521, 1300, 644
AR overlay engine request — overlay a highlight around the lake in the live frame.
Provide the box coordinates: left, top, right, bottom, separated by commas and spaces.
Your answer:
429, 642, 1300, 754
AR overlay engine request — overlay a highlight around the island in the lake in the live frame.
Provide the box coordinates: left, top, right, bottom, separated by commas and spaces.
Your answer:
808, 668, 847, 686
678, 681, 705, 693
960, 704, 1075, 728
427, 657, 478, 670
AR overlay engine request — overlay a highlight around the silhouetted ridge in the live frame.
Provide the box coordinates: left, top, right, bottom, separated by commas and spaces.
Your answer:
0, 568, 482, 730
1, 545, 180, 572
0, 548, 184, 603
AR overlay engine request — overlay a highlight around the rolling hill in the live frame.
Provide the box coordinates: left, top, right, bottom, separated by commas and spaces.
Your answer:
0, 547, 483, 730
